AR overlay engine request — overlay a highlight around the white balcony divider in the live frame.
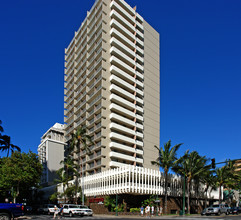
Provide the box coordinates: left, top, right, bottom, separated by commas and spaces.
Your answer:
57, 165, 220, 199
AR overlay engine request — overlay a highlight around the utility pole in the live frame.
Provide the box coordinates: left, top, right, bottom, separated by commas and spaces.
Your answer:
115, 194, 118, 216
182, 171, 185, 215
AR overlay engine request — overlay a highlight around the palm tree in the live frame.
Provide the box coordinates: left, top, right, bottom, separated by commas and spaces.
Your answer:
200, 171, 217, 208
70, 126, 92, 154
0, 135, 21, 157
151, 140, 182, 214
57, 156, 78, 203
215, 161, 238, 204
70, 126, 93, 204
0, 120, 3, 134
173, 151, 210, 214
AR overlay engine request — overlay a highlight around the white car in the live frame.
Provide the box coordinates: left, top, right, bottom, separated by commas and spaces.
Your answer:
42, 204, 56, 214
62, 204, 84, 217
77, 205, 93, 216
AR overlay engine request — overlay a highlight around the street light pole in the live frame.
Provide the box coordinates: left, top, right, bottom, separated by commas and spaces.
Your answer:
82, 159, 84, 206
115, 194, 118, 216
182, 171, 185, 215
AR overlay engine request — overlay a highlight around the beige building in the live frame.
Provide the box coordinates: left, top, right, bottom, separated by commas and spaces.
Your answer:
64, 0, 160, 175
234, 159, 241, 171
38, 123, 65, 186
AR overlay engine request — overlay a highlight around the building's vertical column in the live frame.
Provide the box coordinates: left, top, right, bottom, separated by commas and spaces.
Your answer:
143, 19, 160, 170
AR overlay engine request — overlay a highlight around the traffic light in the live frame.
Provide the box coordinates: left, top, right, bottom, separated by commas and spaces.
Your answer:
211, 158, 216, 169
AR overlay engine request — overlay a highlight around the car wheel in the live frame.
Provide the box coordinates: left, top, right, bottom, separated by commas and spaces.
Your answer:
0, 213, 11, 220
69, 212, 73, 217
226, 211, 229, 215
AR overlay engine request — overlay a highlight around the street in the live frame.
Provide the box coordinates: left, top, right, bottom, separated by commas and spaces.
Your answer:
21, 214, 241, 220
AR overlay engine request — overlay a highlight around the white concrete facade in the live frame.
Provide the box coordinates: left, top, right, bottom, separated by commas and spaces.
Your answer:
58, 165, 220, 199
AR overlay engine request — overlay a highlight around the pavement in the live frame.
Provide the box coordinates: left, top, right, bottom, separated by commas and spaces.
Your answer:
17, 214, 200, 219
92, 214, 200, 218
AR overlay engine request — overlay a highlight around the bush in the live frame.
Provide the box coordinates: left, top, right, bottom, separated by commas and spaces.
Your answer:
130, 208, 140, 213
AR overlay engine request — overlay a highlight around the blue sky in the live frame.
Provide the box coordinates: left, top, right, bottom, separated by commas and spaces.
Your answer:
0, 0, 241, 165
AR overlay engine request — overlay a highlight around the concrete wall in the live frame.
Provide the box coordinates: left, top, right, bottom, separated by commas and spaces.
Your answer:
143, 20, 160, 169
47, 140, 64, 184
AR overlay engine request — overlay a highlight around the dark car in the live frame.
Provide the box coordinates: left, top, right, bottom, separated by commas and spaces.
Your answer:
0, 203, 24, 220
24, 206, 33, 214
229, 207, 239, 215
201, 208, 207, 216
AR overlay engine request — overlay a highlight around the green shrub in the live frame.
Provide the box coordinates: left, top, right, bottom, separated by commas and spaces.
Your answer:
130, 208, 140, 213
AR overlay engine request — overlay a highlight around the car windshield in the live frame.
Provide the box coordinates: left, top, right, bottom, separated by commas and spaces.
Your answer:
69, 205, 78, 208
48, 205, 55, 208
78, 205, 89, 209
212, 205, 219, 207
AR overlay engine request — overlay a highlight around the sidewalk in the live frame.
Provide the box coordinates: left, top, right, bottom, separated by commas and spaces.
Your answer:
94, 214, 200, 218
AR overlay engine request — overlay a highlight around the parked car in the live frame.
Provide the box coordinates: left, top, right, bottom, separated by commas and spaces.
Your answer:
62, 204, 84, 217
229, 207, 240, 215
0, 203, 24, 220
77, 205, 93, 216
24, 205, 32, 214
201, 208, 207, 216
42, 204, 56, 214
205, 204, 230, 216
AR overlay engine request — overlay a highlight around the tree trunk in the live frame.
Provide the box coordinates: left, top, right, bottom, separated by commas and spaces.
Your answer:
7, 146, 10, 157
63, 184, 66, 203
205, 189, 208, 208
187, 180, 190, 214
164, 172, 168, 214
219, 184, 222, 204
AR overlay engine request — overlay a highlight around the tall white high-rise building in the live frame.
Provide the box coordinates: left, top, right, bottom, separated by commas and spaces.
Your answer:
64, 0, 160, 176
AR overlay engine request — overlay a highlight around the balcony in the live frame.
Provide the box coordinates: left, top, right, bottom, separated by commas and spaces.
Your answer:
110, 122, 142, 138
110, 37, 135, 59
109, 142, 143, 156
110, 28, 135, 50
110, 94, 135, 110
110, 65, 135, 83
110, 47, 135, 68
110, 56, 135, 76
110, 130, 134, 144
110, 74, 135, 91
110, 1, 135, 23
110, 113, 135, 127
110, 151, 143, 164
110, 10, 135, 33
109, 161, 126, 167
110, 84, 135, 102
114, 0, 135, 17
110, 103, 135, 119
110, 19, 135, 42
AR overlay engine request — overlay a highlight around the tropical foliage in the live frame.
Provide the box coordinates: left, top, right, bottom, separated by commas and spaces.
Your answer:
0, 121, 21, 157
56, 126, 92, 203
151, 140, 182, 214
104, 195, 116, 212
0, 120, 3, 133
151, 140, 241, 214
0, 135, 21, 157
173, 150, 210, 214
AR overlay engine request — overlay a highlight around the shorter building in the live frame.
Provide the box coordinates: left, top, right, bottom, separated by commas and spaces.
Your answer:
57, 165, 221, 214
38, 123, 65, 186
